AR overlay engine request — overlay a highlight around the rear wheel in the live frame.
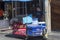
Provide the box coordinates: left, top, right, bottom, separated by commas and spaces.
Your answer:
24, 38, 28, 40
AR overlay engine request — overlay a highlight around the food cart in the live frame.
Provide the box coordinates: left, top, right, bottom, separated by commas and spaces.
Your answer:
3, 0, 48, 40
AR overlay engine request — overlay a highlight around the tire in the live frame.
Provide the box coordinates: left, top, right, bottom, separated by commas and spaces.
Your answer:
24, 38, 28, 40
43, 29, 47, 40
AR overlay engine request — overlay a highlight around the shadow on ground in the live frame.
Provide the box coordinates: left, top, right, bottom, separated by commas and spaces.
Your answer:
5, 34, 26, 39
5, 34, 46, 40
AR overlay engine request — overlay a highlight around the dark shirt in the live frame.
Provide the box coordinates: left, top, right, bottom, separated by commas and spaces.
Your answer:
33, 11, 43, 18
36, 11, 43, 21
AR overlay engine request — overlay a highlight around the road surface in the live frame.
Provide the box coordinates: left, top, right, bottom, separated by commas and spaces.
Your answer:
0, 33, 60, 40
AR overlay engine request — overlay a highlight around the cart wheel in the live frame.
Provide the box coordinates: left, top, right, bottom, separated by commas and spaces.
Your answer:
43, 29, 47, 40
43, 38, 47, 40
24, 38, 28, 40
43, 35, 48, 40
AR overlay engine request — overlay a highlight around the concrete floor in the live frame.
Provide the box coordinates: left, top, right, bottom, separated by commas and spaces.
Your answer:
0, 34, 22, 40
0, 30, 60, 40
0, 33, 60, 40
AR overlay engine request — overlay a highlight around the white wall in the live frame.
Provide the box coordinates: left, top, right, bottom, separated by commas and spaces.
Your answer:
45, 0, 51, 34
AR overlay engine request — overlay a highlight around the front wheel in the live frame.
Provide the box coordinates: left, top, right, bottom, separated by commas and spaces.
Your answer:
43, 29, 48, 40
24, 38, 28, 40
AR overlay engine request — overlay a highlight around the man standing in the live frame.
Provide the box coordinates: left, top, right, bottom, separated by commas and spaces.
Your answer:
36, 7, 43, 21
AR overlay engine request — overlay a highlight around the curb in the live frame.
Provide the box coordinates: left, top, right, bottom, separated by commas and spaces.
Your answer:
0, 27, 12, 31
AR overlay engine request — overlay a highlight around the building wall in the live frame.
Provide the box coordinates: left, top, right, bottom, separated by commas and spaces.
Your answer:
51, 0, 60, 31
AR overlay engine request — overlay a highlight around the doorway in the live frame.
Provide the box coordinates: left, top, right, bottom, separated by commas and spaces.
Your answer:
51, 0, 60, 31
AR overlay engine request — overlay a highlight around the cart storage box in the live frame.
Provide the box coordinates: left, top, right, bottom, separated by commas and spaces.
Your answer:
12, 22, 26, 36
14, 28, 26, 36
27, 23, 46, 36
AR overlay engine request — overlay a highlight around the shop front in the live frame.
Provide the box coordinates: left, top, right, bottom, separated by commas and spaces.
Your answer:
3, 0, 45, 21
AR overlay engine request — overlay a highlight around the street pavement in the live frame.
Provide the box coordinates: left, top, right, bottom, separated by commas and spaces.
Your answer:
48, 32, 60, 40
0, 31, 60, 40
0, 34, 22, 40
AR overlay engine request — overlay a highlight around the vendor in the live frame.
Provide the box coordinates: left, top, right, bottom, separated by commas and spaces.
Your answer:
36, 7, 43, 21
31, 6, 43, 21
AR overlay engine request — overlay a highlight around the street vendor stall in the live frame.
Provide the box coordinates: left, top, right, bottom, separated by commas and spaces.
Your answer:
3, 0, 48, 40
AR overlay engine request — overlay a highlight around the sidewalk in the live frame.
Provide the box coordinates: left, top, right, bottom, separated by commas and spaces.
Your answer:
48, 31, 60, 40
49, 31, 60, 36
0, 27, 60, 36
0, 30, 60, 40
0, 29, 12, 34
0, 27, 12, 34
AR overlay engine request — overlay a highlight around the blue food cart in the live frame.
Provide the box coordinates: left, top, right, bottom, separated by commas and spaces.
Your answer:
21, 0, 47, 40
3, 0, 48, 40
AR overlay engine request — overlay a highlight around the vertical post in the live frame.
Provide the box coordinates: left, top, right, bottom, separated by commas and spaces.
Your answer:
45, 0, 51, 34
4, 3, 8, 20
12, 1, 14, 18
15, 1, 17, 17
